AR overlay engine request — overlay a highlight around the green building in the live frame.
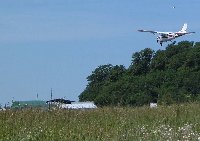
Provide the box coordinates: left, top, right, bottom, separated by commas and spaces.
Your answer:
11, 100, 48, 109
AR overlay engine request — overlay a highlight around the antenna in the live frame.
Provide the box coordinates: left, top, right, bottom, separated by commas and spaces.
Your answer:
51, 88, 52, 100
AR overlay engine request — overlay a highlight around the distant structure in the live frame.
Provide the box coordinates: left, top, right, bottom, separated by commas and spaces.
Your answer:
11, 100, 47, 110
46, 99, 97, 109
150, 103, 157, 108
60, 101, 97, 109
46, 98, 75, 104
11, 98, 97, 110
0, 108, 6, 111
150, 99, 157, 108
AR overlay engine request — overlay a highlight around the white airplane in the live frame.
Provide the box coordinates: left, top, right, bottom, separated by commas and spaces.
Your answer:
138, 23, 195, 46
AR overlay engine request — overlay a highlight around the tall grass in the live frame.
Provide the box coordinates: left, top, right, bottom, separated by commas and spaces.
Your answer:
1, 103, 200, 141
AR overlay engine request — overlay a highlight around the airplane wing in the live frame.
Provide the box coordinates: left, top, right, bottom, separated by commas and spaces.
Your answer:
138, 30, 170, 35
138, 29, 158, 34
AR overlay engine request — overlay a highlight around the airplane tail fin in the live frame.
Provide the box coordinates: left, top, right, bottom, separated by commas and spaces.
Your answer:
180, 23, 187, 33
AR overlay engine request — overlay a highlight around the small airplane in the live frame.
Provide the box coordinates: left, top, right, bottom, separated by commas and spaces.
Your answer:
138, 23, 195, 46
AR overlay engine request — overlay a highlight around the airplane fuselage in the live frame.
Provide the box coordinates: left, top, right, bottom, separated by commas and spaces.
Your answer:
157, 33, 176, 42
157, 32, 183, 45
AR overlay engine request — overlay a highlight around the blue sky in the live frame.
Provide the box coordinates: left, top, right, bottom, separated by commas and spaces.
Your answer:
0, 0, 199, 106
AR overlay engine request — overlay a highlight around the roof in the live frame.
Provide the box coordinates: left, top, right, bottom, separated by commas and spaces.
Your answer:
11, 100, 47, 109
46, 99, 75, 104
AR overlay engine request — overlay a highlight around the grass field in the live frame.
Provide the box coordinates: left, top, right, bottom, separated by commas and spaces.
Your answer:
1, 103, 200, 141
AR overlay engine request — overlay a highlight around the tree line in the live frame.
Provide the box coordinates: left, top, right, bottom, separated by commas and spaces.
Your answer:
79, 41, 200, 106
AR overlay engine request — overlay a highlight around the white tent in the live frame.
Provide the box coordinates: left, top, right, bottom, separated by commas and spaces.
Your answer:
52, 102, 97, 109
60, 102, 97, 109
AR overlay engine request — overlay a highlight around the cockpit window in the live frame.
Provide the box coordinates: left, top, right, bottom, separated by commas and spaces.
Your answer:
161, 34, 168, 38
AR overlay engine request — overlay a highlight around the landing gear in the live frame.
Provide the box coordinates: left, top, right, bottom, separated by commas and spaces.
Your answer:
172, 41, 176, 45
157, 36, 162, 46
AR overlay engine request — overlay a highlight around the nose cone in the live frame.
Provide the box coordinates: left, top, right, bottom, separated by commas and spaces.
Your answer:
156, 37, 160, 43
157, 36, 161, 41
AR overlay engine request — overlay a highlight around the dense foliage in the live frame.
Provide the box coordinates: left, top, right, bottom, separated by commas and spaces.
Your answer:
79, 41, 200, 106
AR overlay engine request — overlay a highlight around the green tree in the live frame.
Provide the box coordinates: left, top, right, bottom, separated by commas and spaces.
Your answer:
79, 64, 113, 102
129, 48, 154, 75
150, 50, 166, 71
79, 64, 126, 102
